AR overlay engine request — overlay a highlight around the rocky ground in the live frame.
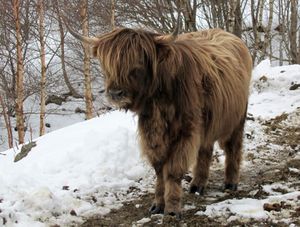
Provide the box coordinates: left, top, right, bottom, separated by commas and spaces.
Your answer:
79, 109, 300, 227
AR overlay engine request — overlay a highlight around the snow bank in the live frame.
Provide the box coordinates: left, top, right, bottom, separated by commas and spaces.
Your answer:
0, 111, 149, 226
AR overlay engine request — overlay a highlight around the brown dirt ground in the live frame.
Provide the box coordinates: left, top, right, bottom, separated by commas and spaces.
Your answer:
79, 110, 300, 227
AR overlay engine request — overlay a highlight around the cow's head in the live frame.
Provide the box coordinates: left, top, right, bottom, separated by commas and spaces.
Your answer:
64, 17, 179, 112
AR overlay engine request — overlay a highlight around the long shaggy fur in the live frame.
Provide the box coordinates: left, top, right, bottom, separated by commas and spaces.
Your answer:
90, 28, 252, 215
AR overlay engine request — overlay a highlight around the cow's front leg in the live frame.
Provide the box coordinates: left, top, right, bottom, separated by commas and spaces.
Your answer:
162, 132, 199, 219
163, 162, 183, 220
149, 164, 165, 214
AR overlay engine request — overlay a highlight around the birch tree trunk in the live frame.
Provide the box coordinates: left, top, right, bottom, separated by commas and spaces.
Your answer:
80, 0, 93, 120
251, 0, 259, 63
0, 95, 13, 148
263, 0, 274, 59
251, 0, 264, 63
228, 0, 237, 34
234, 0, 242, 38
278, 0, 284, 65
228, 0, 242, 38
290, 0, 298, 64
12, 0, 25, 144
111, 0, 115, 29
258, 0, 265, 27
37, 0, 46, 136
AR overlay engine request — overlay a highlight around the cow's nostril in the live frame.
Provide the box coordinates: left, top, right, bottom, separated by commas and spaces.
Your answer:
108, 89, 124, 99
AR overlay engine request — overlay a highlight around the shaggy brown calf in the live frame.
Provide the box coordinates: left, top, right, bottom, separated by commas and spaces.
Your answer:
66, 24, 252, 218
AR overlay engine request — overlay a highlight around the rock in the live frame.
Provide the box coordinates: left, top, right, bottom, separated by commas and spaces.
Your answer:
14, 142, 37, 162
259, 75, 268, 82
289, 83, 300, 90
62, 186, 69, 191
46, 95, 66, 106
75, 107, 85, 114
70, 210, 77, 216
263, 203, 281, 212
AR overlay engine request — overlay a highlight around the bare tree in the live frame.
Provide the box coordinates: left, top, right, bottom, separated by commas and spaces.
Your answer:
250, 0, 265, 63
53, 0, 82, 98
37, 0, 46, 136
80, 0, 93, 119
12, 0, 25, 144
180, 0, 198, 32
228, 0, 242, 37
117, 0, 184, 33
111, 0, 115, 29
290, 0, 298, 64
0, 95, 13, 148
262, 0, 274, 59
277, 0, 288, 65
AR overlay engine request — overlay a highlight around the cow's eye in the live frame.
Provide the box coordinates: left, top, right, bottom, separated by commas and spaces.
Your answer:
129, 72, 138, 79
129, 68, 143, 79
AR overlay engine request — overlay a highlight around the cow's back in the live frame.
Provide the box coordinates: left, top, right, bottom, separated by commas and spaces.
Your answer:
178, 29, 252, 143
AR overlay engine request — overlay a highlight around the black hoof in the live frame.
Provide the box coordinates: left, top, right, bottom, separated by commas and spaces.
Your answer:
166, 211, 182, 220
189, 185, 205, 195
149, 203, 164, 215
224, 183, 238, 191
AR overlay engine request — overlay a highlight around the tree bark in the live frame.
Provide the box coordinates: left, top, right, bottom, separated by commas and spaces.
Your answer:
37, 0, 46, 136
251, 0, 262, 63
263, 0, 274, 60
111, 0, 115, 29
80, 0, 93, 120
233, 0, 242, 38
258, 0, 265, 27
290, 0, 298, 64
180, 0, 197, 32
228, 0, 237, 34
278, 0, 284, 65
0, 95, 13, 148
12, 0, 25, 144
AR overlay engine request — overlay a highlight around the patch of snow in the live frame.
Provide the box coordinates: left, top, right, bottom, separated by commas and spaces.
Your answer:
136, 217, 151, 224
289, 167, 300, 173
195, 191, 300, 220
263, 183, 294, 196
183, 204, 196, 211
249, 59, 300, 118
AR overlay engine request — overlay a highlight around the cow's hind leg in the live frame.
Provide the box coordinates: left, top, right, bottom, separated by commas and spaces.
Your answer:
149, 164, 165, 214
222, 118, 246, 191
190, 145, 213, 195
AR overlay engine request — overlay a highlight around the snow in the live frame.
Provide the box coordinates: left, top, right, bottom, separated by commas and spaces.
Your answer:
0, 111, 150, 226
249, 59, 300, 118
135, 217, 151, 225
196, 192, 300, 220
0, 60, 299, 226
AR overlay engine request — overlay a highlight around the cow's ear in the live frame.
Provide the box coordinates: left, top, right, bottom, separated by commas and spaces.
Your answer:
154, 34, 177, 44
